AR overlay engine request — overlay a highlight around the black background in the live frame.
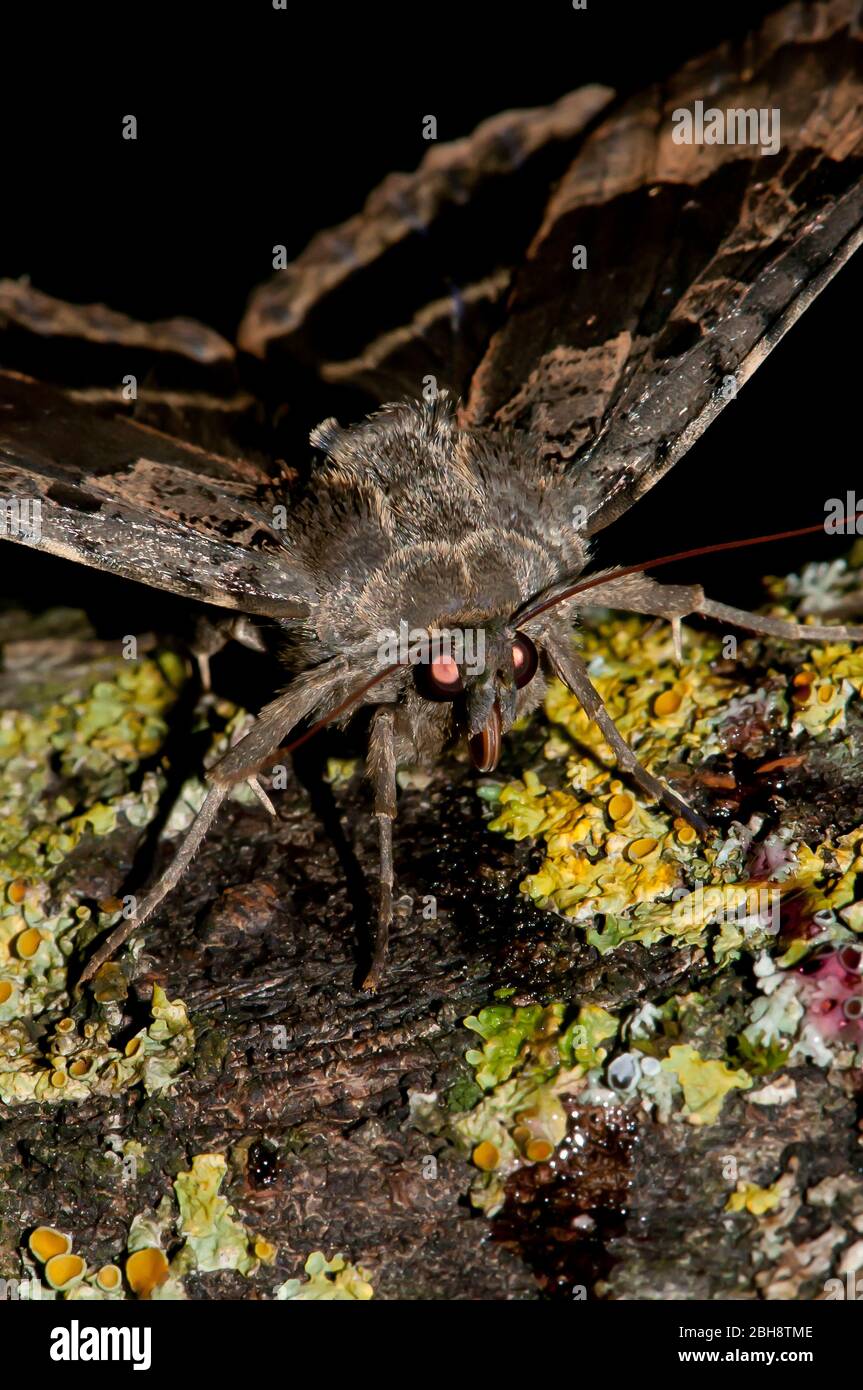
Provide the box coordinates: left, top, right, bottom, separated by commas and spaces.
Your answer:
1, 0, 859, 616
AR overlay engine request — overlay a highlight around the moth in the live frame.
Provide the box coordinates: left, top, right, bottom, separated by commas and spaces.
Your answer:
1, 0, 861, 990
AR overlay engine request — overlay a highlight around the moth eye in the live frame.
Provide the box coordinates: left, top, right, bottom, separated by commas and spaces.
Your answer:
418, 654, 464, 701
512, 633, 538, 689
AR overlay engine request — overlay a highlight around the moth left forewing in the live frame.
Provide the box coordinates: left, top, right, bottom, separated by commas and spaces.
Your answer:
0, 371, 313, 618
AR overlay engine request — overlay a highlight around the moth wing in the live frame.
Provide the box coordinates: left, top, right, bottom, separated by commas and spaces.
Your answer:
464, 0, 863, 534
238, 86, 613, 400
574, 172, 862, 535
0, 371, 313, 618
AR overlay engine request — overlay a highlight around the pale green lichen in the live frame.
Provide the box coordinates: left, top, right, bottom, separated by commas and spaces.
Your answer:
0, 644, 198, 1105
275, 1251, 374, 1301
0, 984, 193, 1104
0, 630, 272, 1106
423, 980, 806, 1218
464, 1000, 618, 1091
659, 1045, 751, 1126
463, 1002, 567, 1090
427, 1002, 607, 1215
173, 1153, 263, 1276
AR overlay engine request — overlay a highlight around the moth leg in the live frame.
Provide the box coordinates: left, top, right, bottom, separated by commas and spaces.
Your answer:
246, 775, 277, 816
362, 707, 398, 993
691, 599, 863, 644
78, 782, 230, 984
192, 613, 267, 691
645, 614, 684, 661
583, 572, 863, 645
671, 616, 684, 664
224, 716, 279, 817
582, 575, 703, 626
79, 666, 345, 986
543, 633, 709, 835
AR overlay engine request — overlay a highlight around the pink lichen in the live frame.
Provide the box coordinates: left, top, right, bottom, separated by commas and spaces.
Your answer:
798, 945, 863, 1042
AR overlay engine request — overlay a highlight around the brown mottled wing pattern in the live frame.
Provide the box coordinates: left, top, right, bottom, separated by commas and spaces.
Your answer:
464, 0, 863, 535
238, 86, 614, 399
0, 372, 312, 617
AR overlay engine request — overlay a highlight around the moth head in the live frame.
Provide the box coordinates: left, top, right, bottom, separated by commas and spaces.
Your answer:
414, 623, 540, 772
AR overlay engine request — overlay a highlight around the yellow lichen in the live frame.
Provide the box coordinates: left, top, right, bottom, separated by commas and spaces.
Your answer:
660, 1045, 751, 1126
45, 1253, 87, 1291
726, 1180, 786, 1216
608, 792, 634, 823
524, 1138, 554, 1163
95, 1263, 123, 1292
0, 983, 194, 1105
14, 927, 43, 959
173, 1153, 263, 1275
125, 1247, 169, 1298
472, 1140, 500, 1171
485, 611, 863, 960
0, 646, 197, 1106
28, 1226, 72, 1261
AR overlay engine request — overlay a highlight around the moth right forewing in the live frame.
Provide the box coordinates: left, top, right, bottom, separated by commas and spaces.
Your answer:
463, 0, 863, 531
0, 371, 313, 619
577, 177, 863, 536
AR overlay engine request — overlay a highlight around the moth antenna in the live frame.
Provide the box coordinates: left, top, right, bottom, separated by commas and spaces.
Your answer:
518, 516, 863, 626
284, 665, 402, 754
211, 664, 403, 783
